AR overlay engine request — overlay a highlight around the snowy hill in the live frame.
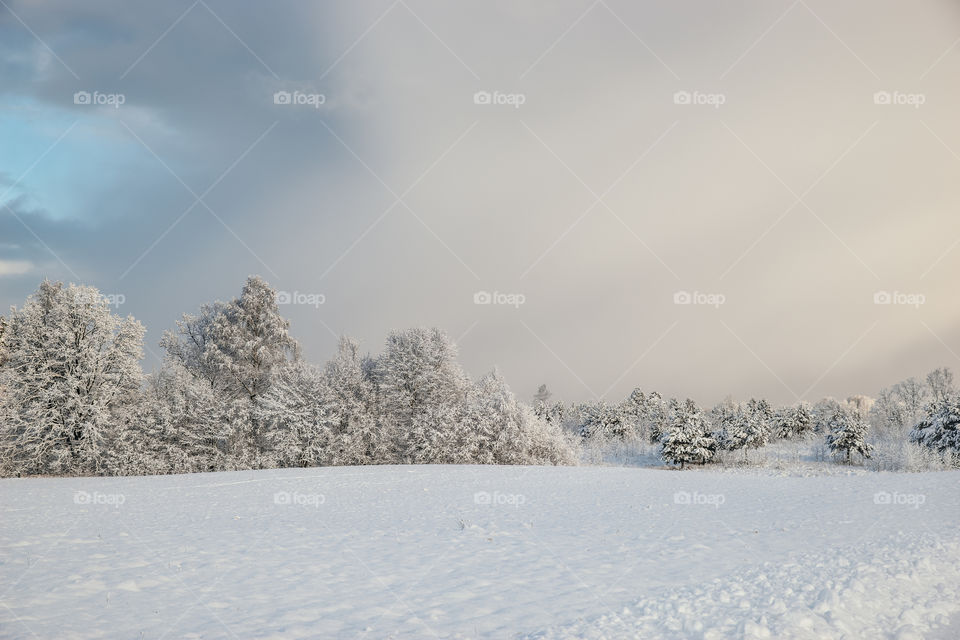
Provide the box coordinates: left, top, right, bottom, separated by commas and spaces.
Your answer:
2, 466, 959, 639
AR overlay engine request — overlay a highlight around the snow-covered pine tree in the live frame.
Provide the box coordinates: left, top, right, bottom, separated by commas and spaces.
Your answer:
773, 404, 813, 439
660, 399, 714, 468
578, 402, 625, 439
542, 400, 565, 426
909, 395, 960, 456
812, 398, 844, 433
715, 402, 769, 454
825, 409, 872, 462
0, 281, 145, 476
646, 392, 668, 444
618, 388, 647, 440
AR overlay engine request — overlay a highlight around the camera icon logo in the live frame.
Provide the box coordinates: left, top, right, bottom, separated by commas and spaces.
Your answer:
273, 491, 292, 505
873, 91, 892, 105
74, 91, 91, 105
473, 91, 492, 105
673, 491, 692, 505
276, 291, 292, 305
474, 291, 492, 305
274, 91, 292, 105
474, 491, 492, 505
673, 291, 692, 305
673, 91, 691, 105
873, 291, 892, 305
873, 491, 892, 505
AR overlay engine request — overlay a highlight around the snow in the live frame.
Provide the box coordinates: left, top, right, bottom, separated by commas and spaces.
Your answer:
2, 466, 958, 639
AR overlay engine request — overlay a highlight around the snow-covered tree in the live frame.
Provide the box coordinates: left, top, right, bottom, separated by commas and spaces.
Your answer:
160, 276, 299, 462
536, 400, 565, 426
845, 395, 875, 419
462, 369, 576, 466
0, 281, 144, 476
894, 378, 928, 422
0, 315, 8, 367
910, 395, 960, 456
114, 364, 229, 475
533, 384, 552, 406
926, 368, 955, 403
825, 410, 872, 462
661, 399, 714, 468
645, 392, 668, 444
713, 403, 768, 453
161, 276, 299, 402
617, 388, 650, 439
373, 328, 471, 463
772, 404, 813, 439
578, 402, 625, 439
812, 397, 845, 433
322, 337, 382, 465
255, 362, 332, 468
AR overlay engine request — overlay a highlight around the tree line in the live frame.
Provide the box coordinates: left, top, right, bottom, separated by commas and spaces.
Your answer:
555, 367, 960, 468
0, 277, 576, 477
1, 276, 957, 477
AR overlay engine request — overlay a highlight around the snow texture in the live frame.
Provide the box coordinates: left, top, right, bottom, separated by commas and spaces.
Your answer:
2, 465, 958, 639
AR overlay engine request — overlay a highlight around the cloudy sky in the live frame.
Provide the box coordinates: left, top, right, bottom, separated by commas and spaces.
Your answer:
2, 0, 960, 406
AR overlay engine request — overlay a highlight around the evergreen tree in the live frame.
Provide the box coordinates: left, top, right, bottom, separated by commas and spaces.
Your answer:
578, 402, 625, 439
773, 404, 813, 439
825, 410, 872, 462
661, 399, 715, 468
910, 395, 960, 456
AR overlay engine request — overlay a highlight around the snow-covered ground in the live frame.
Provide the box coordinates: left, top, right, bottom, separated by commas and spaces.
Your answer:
2, 466, 958, 639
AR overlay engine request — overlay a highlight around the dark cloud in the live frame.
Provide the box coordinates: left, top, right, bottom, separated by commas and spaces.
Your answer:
2, 0, 960, 405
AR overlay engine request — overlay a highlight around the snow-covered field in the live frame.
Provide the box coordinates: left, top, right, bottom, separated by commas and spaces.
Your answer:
2, 466, 959, 639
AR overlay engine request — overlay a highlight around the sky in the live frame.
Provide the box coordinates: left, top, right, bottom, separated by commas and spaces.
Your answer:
2, 0, 960, 407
